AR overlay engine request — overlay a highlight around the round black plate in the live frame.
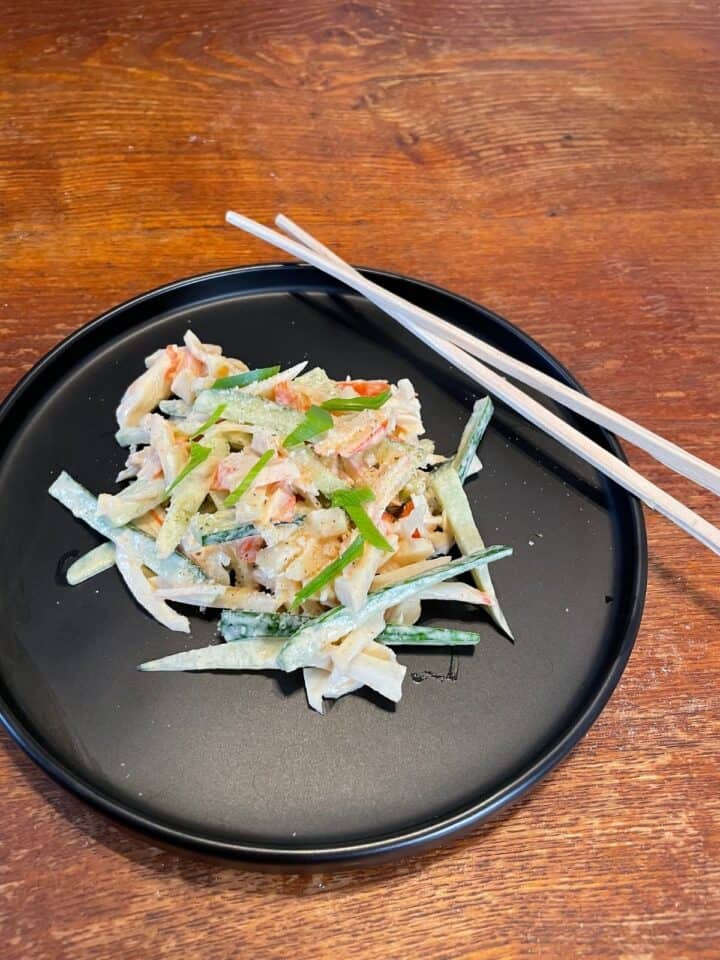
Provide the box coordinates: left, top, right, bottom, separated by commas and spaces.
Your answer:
0, 265, 646, 866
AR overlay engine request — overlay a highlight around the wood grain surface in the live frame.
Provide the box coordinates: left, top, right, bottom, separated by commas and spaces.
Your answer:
1, 2, 719, 957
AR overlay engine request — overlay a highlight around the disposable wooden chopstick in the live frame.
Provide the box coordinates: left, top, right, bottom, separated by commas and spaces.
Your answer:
225, 210, 720, 557
273, 216, 720, 498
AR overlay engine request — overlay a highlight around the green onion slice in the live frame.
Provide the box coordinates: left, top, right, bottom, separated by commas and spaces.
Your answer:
211, 366, 280, 390
224, 449, 275, 507
190, 403, 226, 439
331, 488, 393, 552
291, 536, 365, 610
321, 389, 391, 412
283, 405, 333, 448
165, 442, 212, 497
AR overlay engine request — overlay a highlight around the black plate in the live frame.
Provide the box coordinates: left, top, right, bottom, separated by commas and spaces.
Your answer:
0, 265, 646, 867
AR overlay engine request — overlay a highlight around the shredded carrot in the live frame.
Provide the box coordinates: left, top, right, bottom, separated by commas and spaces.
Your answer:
342, 379, 389, 397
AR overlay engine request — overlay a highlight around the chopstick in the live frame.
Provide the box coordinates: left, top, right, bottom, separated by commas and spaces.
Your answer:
272, 216, 720, 498
225, 210, 720, 557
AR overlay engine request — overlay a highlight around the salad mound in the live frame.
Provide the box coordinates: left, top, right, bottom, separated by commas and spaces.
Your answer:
50, 330, 511, 712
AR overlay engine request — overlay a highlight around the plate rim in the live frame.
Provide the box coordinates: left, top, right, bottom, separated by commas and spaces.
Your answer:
0, 263, 647, 865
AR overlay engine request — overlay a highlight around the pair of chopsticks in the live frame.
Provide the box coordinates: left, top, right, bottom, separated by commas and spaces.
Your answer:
225, 210, 720, 557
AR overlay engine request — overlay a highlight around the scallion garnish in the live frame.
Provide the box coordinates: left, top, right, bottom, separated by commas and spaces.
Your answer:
331, 488, 393, 552
283, 405, 333, 448
165, 442, 212, 497
190, 403, 226, 439
224, 449, 274, 507
321, 389, 391, 412
290, 536, 365, 610
211, 366, 280, 390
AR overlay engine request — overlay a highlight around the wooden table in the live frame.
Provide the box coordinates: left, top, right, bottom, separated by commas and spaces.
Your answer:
2, 2, 719, 957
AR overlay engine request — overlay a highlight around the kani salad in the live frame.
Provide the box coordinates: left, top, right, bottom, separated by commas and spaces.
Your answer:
50, 330, 512, 712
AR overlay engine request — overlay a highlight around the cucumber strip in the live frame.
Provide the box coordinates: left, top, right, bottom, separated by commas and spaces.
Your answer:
277, 545, 511, 671
159, 399, 192, 418
97, 477, 166, 526
66, 542, 116, 585
220, 609, 306, 639
380, 437, 435, 468
191, 509, 238, 536
138, 639, 330, 673
291, 446, 348, 495
431, 463, 513, 638
190, 403, 227, 439
151, 583, 227, 606
156, 439, 228, 558
202, 516, 303, 547
453, 397, 493, 482
139, 620, 476, 675
49, 472, 206, 584
139, 639, 285, 672
202, 522, 257, 546
381, 624, 482, 645
293, 366, 334, 393
220, 610, 483, 645
194, 389, 303, 434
